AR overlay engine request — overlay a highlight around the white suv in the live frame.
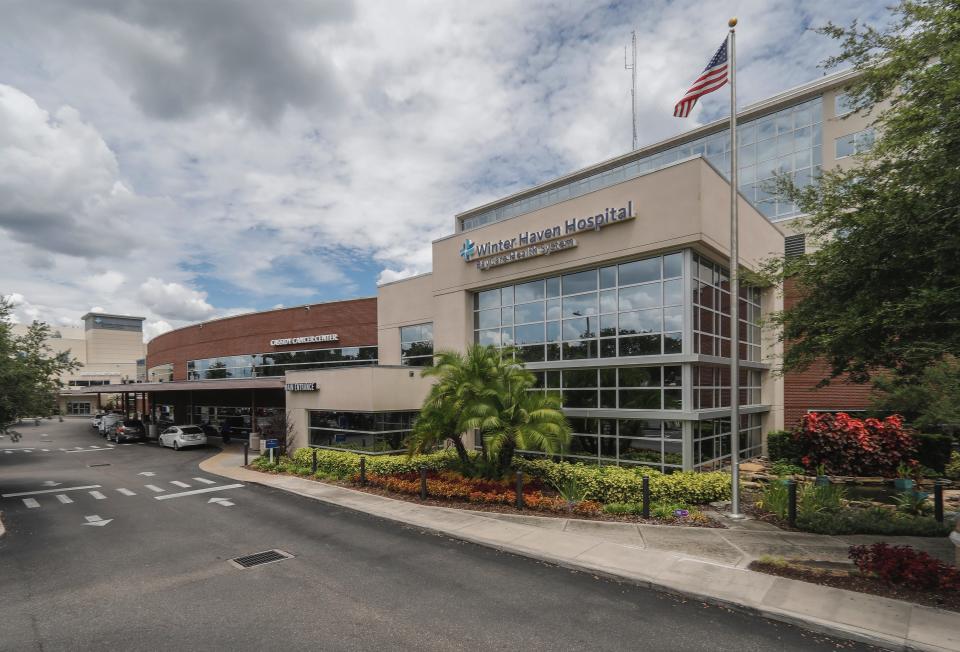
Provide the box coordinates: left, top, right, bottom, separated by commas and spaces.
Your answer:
98, 414, 123, 437
158, 425, 207, 450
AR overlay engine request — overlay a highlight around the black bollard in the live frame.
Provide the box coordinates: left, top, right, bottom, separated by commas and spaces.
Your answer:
642, 476, 650, 519
516, 471, 524, 510
934, 481, 944, 524
311, 448, 318, 474
360, 456, 367, 485
420, 466, 428, 500
243, 441, 248, 466
787, 480, 798, 527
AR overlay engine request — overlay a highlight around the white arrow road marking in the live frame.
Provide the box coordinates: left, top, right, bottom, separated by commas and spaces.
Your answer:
41, 481, 62, 487
144, 485, 165, 493
56, 494, 73, 504
3, 485, 102, 498
116, 488, 136, 496
23, 498, 40, 508
155, 484, 244, 501
83, 515, 112, 527
207, 497, 235, 507
137, 472, 156, 477
170, 481, 191, 488
73, 446, 83, 450
89, 491, 106, 500
193, 477, 216, 485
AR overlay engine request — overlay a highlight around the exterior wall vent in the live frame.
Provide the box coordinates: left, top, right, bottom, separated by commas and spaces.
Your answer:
784, 234, 806, 259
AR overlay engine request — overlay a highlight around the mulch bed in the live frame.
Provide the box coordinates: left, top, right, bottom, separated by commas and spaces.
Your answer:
247, 466, 725, 528
750, 560, 960, 613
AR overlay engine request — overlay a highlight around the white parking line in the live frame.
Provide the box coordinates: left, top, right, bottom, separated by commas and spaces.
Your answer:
56, 494, 74, 504
2, 485, 102, 498
154, 484, 244, 501
193, 477, 216, 484
3, 451, 10, 455
65, 448, 113, 454
144, 485, 165, 493
23, 498, 40, 508
89, 446, 101, 449
22, 449, 33, 453
89, 491, 106, 500
116, 488, 136, 496
170, 481, 191, 488
41, 449, 50, 452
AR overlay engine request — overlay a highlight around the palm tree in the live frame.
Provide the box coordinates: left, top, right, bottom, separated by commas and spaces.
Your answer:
407, 344, 571, 474
463, 365, 571, 474
406, 345, 503, 467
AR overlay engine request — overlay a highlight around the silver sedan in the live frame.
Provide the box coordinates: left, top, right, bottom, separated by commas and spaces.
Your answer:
158, 425, 208, 450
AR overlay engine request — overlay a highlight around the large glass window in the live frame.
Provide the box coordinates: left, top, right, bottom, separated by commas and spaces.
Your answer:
530, 365, 682, 411
66, 402, 92, 415
694, 414, 763, 470
474, 252, 684, 361
460, 97, 823, 229
692, 253, 762, 362
187, 346, 378, 380
400, 323, 433, 367
835, 128, 875, 159
692, 365, 762, 409
834, 92, 855, 117
308, 410, 417, 451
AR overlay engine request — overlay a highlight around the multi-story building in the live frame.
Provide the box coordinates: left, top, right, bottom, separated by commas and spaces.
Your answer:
125, 68, 875, 470
21, 312, 147, 416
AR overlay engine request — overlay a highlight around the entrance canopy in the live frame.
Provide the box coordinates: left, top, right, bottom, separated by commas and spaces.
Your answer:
60, 378, 285, 395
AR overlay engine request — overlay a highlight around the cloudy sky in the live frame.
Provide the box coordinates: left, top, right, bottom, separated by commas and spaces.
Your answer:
0, 0, 888, 340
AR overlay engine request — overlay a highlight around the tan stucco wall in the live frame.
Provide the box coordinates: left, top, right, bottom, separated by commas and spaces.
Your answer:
283, 366, 434, 449
377, 272, 435, 365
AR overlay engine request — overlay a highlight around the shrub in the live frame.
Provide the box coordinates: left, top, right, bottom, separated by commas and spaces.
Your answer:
849, 543, 960, 592
914, 433, 953, 474
602, 502, 639, 515
795, 412, 916, 477
947, 451, 960, 480
799, 507, 951, 537
767, 430, 800, 463
758, 481, 790, 518
290, 447, 462, 479
512, 458, 731, 505
770, 459, 805, 476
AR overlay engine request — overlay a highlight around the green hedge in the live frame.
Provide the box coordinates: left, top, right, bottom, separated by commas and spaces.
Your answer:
290, 447, 461, 478
512, 458, 731, 505
798, 507, 952, 537
767, 430, 800, 463
914, 433, 954, 474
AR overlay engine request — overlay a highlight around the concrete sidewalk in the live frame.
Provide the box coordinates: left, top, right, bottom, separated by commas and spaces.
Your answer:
201, 448, 960, 652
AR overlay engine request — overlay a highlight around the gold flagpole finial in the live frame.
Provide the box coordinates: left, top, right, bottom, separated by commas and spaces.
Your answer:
728, 17, 738, 28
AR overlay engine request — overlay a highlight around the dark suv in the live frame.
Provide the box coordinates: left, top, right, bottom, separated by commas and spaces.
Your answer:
107, 419, 146, 443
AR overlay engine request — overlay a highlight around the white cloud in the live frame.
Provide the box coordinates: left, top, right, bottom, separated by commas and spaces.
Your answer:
137, 277, 216, 322
143, 319, 173, 341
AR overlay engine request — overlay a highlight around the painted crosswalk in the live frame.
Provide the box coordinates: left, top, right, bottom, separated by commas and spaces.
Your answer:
3, 478, 243, 510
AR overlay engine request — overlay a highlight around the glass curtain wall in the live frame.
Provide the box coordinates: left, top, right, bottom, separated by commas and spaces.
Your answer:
187, 346, 378, 379
692, 253, 762, 362
461, 97, 822, 230
307, 411, 417, 451
400, 323, 434, 366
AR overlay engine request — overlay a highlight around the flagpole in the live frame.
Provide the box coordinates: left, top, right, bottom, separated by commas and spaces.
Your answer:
728, 17, 744, 519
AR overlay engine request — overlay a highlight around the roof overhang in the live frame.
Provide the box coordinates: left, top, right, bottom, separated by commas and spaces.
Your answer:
60, 378, 285, 394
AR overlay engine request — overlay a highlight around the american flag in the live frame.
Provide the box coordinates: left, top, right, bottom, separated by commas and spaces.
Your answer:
673, 39, 728, 118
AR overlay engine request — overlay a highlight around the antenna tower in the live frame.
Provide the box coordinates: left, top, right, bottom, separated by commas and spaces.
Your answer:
624, 30, 638, 150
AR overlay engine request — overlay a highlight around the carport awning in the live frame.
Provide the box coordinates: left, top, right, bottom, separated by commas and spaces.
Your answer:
60, 378, 285, 394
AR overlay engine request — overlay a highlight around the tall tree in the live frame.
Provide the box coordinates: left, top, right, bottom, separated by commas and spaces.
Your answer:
0, 297, 79, 429
766, 0, 960, 384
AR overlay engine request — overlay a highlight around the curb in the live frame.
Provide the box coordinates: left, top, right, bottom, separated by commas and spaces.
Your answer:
0, 510, 5, 539
200, 456, 956, 652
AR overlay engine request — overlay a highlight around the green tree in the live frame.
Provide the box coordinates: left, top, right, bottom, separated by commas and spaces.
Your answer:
765, 0, 960, 385
0, 297, 79, 430
871, 357, 960, 431
407, 344, 570, 475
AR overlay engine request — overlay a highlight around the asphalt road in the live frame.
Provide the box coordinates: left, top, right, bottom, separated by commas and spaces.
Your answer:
0, 419, 877, 651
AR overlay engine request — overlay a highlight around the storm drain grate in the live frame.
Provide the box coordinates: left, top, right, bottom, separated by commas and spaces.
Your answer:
88, 463, 110, 467
229, 549, 293, 569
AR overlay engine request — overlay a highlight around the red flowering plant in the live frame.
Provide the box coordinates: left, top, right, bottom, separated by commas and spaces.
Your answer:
849, 543, 960, 592
793, 412, 916, 477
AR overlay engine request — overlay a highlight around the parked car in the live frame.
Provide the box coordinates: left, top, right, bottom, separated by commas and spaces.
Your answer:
91, 413, 106, 429
98, 414, 124, 437
199, 423, 220, 437
107, 419, 146, 443
158, 425, 207, 450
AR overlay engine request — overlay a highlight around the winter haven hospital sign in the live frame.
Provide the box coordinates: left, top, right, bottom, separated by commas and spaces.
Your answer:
460, 202, 635, 270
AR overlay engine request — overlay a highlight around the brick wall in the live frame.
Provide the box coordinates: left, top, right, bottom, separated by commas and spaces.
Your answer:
146, 298, 378, 381
782, 278, 874, 428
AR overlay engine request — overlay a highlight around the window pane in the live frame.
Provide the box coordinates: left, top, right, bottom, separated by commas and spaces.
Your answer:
663, 279, 683, 305
562, 270, 597, 295
477, 329, 500, 346
600, 266, 617, 289
546, 277, 561, 298
562, 317, 596, 340
620, 334, 661, 356
515, 280, 545, 303
599, 314, 617, 337
563, 390, 598, 408
475, 309, 499, 329
514, 301, 544, 324
619, 366, 661, 387
619, 258, 660, 285
619, 389, 661, 409
619, 283, 660, 311
514, 322, 545, 345
546, 321, 560, 342
663, 253, 683, 279
501, 286, 514, 306
563, 293, 598, 318
563, 368, 597, 389
562, 340, 597, 360
477, 289, 500, 309
618, 309, 660, 335
664, 332, 683, 354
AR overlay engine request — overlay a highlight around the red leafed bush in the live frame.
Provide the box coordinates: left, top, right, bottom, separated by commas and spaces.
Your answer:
849, 543, 960, 592
795, 412, 916, 477
360, 471, 601, 516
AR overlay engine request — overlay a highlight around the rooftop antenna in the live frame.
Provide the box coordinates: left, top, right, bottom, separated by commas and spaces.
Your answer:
624, 30, 638, 150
